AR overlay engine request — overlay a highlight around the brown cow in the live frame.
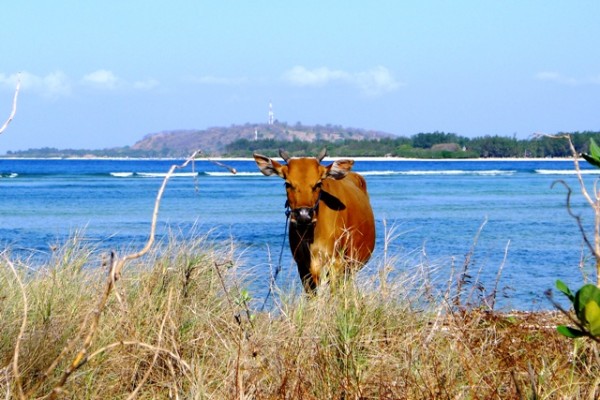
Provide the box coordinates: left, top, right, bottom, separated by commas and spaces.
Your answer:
253, 149, 376, 292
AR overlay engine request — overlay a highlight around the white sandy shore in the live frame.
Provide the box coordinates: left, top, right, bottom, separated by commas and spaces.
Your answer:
200, 156, 579, 162
0, 156, 579, 162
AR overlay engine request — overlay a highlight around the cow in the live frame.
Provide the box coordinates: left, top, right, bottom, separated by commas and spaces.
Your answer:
253, 148, 376, 292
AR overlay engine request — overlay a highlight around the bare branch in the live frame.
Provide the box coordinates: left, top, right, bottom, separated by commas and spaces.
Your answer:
454, 217, 488, 308
117, 150, 202, 270
0, 76, 21, 135
561, 134, 600, 285
488, 239, 510, 311
551, 179, 598, 259
538, 132, 600, 285
41, 151, 202, 399
206, 157, 237, 174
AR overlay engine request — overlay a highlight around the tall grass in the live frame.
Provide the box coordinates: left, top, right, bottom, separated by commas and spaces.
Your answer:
1, 232, 599, 399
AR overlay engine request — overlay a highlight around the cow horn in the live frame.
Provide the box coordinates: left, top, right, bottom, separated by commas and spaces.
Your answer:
317, 148, 327, 162
279, 149, 290, 162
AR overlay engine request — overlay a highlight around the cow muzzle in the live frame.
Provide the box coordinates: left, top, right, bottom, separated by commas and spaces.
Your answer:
291, 207, 316, 225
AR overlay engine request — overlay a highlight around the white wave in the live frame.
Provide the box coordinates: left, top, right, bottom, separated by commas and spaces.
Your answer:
473, 170, 516, 176
206, 171, 261, 177
358, 170, 397, 176
0, 173, 18, 178
535, 169, 600, 175
110, 172, 134, 177
137, 172, 198, 178
365, 169, 515, 176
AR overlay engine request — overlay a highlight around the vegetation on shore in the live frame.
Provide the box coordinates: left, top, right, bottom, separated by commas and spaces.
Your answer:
3, 125, 600, 159
1, 234, 598, 399
222, 130, 600, 159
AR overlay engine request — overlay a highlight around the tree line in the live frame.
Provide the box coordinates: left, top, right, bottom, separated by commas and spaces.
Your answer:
4, 130, 599, 159
223, 131, 600, 159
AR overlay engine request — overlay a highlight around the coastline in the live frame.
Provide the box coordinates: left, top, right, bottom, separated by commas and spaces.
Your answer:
0, 156, 580, 162
325, 156, 578, 162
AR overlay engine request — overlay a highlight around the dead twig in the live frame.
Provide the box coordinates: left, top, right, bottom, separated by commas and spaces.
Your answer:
117, 150, 202, 270
45, 253, 119, 399
551, 180, 597, 260
540, 132, 600, 285
38, 151, 202, 399
488, 239, 510, 311
0, 75, 20, 135
18, 150, 236, 398
206, 157, 237, 174
454, 218, 488, 308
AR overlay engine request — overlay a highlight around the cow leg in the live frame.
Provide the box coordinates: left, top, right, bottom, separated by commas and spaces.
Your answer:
293, 247, 319, 294
294, 253, 319, 294
289, 227, 318, 294
309, 245, 333, 290
292, 243, 317, 293
300, 269, 317, 293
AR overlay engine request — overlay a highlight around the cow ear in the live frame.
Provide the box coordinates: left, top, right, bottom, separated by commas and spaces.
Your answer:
253, 153, 285, 177
325, 159, 354, 180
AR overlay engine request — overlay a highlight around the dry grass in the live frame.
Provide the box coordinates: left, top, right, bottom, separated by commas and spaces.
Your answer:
0, 234, 598, 400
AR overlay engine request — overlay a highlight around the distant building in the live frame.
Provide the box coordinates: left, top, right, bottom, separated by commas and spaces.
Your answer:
268, 101, 274, 125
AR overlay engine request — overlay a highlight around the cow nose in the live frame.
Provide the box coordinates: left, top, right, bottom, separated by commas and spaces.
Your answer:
294, 207, 314, 225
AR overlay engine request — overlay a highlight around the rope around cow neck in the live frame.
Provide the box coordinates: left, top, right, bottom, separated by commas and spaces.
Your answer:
260, 203, 291, 311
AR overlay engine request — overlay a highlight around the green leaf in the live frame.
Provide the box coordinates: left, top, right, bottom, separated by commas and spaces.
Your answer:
574, 284, 600, 321
590, 138, 600, 159
584, 300, 600, 336
557, 325, 585, 338
555, 280, 574, 301
582, 138, 600, 168
582, 153, 600, 168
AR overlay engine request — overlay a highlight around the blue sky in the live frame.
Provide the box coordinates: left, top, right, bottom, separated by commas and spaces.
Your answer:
1, 1, 599, 152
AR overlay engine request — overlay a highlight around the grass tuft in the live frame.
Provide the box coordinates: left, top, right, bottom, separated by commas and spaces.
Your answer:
0, 235, 599, 399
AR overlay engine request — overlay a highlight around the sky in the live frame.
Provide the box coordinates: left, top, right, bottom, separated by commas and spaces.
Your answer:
0, 1, 599, 152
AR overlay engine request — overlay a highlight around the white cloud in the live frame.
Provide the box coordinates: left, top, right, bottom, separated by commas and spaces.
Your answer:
282, 65, 402, 96
355, 66, 402, 96
0, 71, 71, 98
188, 75, 249, 85
82, 69, 120, 89
283, 66, 348, 87
83, 71, 159, 91
534, 71, 600, 86
133, 79, 159, 90
535, 71, 578, 85
1, 70, 159, 98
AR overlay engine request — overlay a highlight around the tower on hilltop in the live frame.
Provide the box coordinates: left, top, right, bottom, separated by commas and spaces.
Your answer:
268, 101, 274, 125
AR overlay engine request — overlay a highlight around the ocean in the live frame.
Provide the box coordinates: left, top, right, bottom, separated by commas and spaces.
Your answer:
0, 157, 597, 311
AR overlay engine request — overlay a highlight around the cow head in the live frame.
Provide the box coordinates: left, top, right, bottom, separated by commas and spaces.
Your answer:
254, 149, 354, 225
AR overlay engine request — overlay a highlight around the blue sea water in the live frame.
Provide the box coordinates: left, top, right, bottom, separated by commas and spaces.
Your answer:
0, 157, 597, 310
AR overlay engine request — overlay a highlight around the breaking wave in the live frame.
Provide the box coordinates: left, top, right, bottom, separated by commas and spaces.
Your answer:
361, 170, 516, 176
535, 169, 600, 175
110, 172, 199, 178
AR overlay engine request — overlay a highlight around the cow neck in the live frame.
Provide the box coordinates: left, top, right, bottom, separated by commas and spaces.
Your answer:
285, 193, 321, 242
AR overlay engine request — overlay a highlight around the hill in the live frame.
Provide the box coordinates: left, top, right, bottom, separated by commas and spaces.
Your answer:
131, 122, 394, 156
4, 126, 599, 159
